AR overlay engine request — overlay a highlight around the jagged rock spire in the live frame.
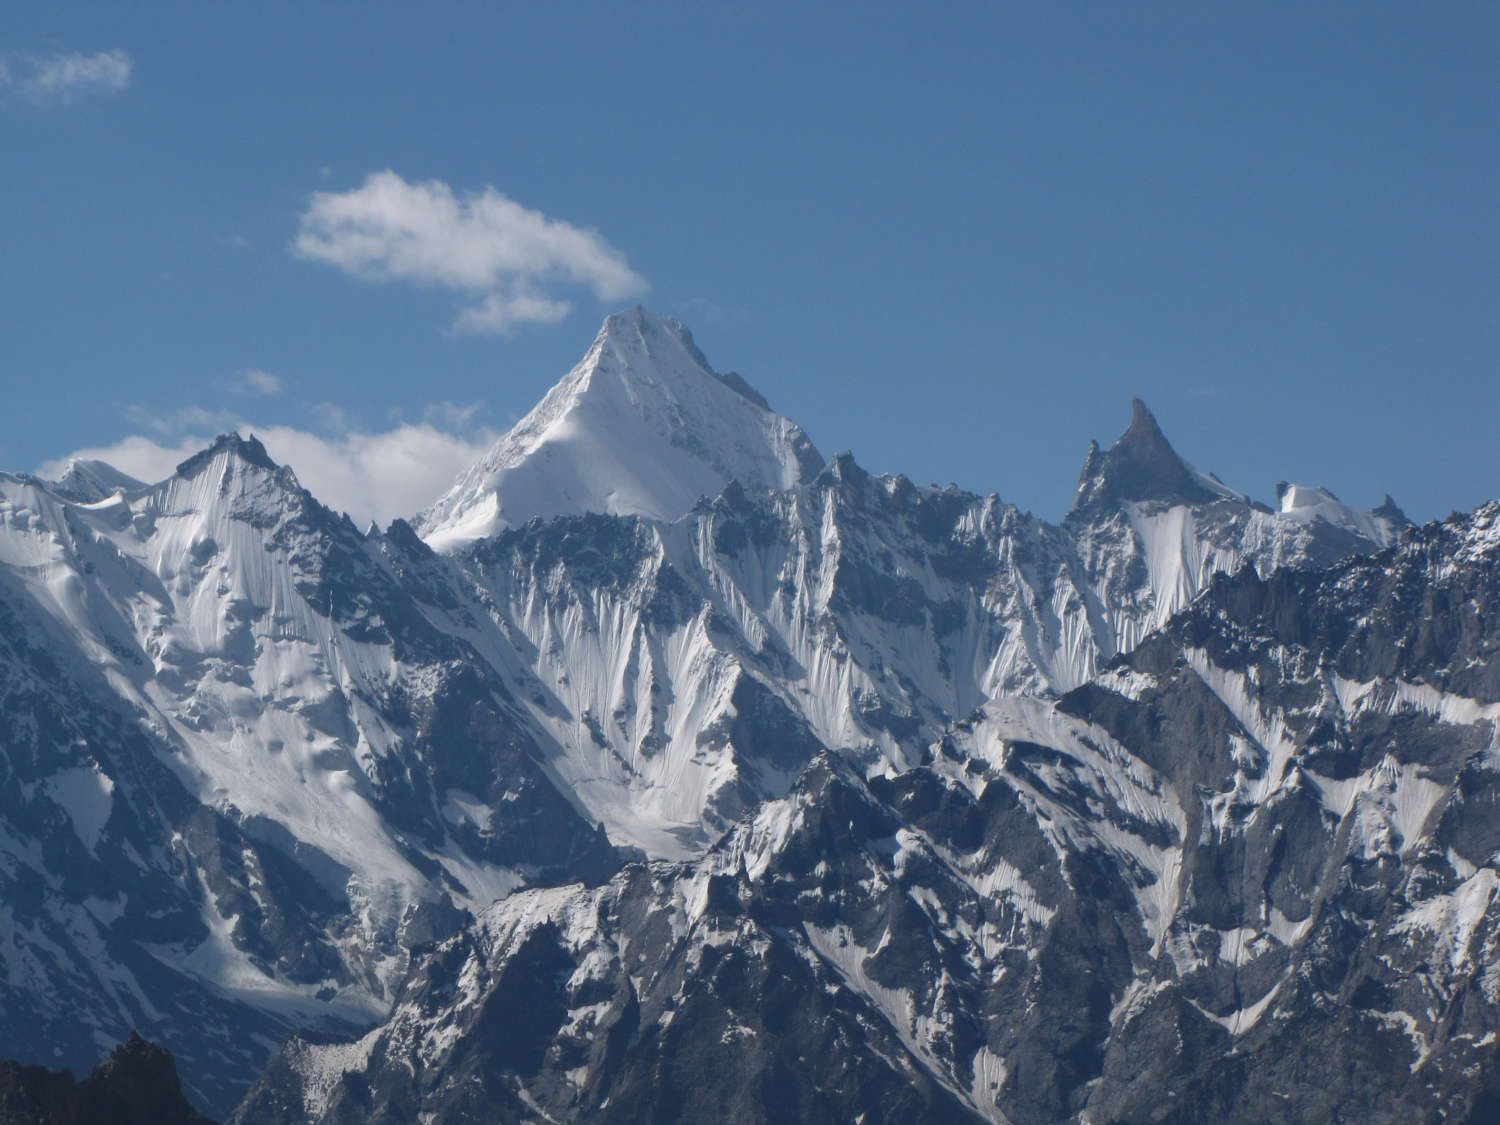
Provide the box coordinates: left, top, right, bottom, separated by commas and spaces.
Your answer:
1069, 398, 1231, 517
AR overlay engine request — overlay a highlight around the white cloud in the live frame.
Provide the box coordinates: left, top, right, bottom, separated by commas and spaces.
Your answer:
231, 368, 284, 397
452, 286, 572, 335
241, 422, 498, 526
418, 400, 486, 429
39, 414, 499, 529
674, 297, 754, 330
2, 49, 132, 104
293, 171, 648, 334
40, 434, 203, 486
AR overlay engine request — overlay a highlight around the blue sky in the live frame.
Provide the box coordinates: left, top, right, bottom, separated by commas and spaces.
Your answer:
5, 2, 1496, 526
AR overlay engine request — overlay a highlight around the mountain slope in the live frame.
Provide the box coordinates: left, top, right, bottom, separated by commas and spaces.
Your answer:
410, 386, 1404, 858
0, 438, 618, 1114
238, 503, 1500, 1124
0, 310, 1441, 1118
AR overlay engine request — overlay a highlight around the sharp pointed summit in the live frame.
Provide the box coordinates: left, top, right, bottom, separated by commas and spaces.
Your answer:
417, 307, 824, 550
1069, 398, 1239, 517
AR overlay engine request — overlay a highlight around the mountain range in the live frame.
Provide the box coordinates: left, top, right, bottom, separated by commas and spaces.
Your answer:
2, 308, 1495, 1123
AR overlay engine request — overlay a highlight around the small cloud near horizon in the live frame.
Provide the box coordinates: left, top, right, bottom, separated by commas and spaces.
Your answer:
229, 368, 284, 397
1, 49, 132, 104
674, 297, 755, 331
292, 171, 648, 335
38, 404, 501, 528
125, 403, 239, 436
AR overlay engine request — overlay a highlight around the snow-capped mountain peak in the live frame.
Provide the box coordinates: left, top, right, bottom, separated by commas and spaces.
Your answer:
417, 307, 824, 550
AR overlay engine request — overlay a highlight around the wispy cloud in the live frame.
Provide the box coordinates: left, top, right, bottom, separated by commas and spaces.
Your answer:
292, 171, 648, 334
125, 403, 239, 436
40, 405, 498, 528
673, 297, 755, 331
452, 287, 573, 335
1, 49, 132, 104
418, 400, 486, 429
229, 368, 284, 397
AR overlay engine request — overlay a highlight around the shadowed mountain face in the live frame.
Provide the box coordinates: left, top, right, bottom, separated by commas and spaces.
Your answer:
1070, 397, 1237, 514
3, 310, 1476, 1122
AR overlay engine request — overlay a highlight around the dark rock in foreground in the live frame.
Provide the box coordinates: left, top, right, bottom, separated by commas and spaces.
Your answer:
0, 1033, 214, 1125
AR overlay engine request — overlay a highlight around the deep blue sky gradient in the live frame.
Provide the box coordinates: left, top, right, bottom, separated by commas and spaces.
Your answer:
5, 2, 1497, 521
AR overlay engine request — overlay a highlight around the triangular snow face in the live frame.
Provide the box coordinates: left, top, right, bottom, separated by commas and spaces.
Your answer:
417, 308, 824, 550
1069, 398, 1241, 518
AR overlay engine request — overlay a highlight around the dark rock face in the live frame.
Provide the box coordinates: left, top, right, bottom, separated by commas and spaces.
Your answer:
0, 1033, 213, 1125
1070, 398, 1230, 515
232, 760, 997, 1125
